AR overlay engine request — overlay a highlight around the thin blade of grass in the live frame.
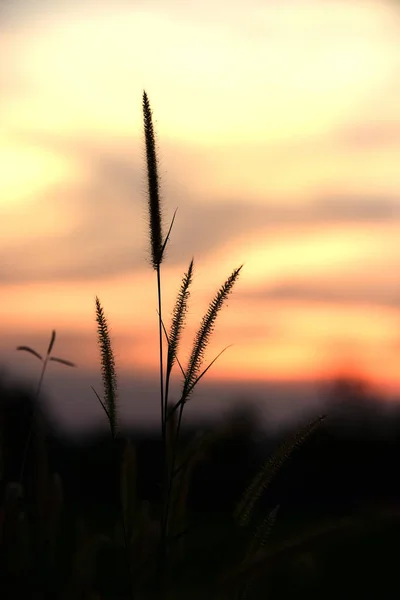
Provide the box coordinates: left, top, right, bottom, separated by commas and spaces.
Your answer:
16, 346, 43, 361
160, 207, 178, 259
91, 385, 111, 423
49, 357, 76, 367
167, 345, 234, 421
47, 330, 56, 356
158, 312, 186, 379
182, 344, 234, 403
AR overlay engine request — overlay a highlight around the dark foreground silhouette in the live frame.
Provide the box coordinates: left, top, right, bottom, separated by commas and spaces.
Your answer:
1, 371, 400, 598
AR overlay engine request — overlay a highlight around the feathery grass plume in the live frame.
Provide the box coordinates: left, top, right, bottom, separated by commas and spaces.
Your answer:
181, 265, 243, 404
143, 90, 164, 270
162, 265, 242, 569
165, 258, 194, 413
16, 329, 76, 483
94, 296, 118, 439
234, 415, 325, 528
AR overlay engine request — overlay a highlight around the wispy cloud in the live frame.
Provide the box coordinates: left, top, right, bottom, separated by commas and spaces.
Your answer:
252, 279, 400, 311
2, 130, 400, 285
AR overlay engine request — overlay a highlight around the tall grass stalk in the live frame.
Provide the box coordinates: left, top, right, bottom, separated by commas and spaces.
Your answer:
141, 90, 244, 592
142, 90, 169, 589
91, 297, 134, 599
139, 92, 325, 597
142, 91, 166, 437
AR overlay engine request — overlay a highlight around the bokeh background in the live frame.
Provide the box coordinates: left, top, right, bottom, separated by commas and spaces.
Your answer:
1, 0, 400, 434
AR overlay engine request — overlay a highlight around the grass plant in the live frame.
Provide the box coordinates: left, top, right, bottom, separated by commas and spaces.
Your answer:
88, 90, 325, 598
0, 91, 333, 599
16, 330, 76, 484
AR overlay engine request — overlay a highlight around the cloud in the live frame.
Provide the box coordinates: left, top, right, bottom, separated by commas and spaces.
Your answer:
245, 279, 400, 310
2, 132, 400, 286
336, 121, 400, 149
306, 195, 400, 222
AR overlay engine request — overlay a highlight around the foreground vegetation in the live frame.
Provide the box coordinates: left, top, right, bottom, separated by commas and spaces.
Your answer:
1, 93, 399, 598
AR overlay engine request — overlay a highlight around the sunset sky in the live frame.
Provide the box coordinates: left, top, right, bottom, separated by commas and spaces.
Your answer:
1, 0, 400, 433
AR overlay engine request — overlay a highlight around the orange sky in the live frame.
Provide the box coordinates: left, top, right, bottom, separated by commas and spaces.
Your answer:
1, 0, 400, 428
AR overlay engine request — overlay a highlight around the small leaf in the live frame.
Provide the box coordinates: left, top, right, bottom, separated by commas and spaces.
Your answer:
91, 385, 111, 423
47, 330, 56, 356
182, 344, 233, 401
167, 345, 234, 421
16, 346, 43, 361
160, 206, 178, 259
49, 356, 76, 367
159, 314, 186, 379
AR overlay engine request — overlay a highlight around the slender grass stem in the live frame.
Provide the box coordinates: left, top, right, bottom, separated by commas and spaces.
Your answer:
163, 400, 184, 545
157, 266, 166, 436
19, 357, 47, 484
115, 432, 135, 600
157, 264, 169, 591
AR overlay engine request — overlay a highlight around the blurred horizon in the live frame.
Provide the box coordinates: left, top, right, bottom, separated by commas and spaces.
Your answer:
3, 358, 400, 438
1, 0, 400, 432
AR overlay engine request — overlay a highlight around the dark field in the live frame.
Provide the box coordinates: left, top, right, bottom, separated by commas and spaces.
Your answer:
1, 373, 400, 599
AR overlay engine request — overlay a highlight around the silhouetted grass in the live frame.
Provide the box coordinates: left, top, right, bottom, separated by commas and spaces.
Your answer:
0, 92, 337, 599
